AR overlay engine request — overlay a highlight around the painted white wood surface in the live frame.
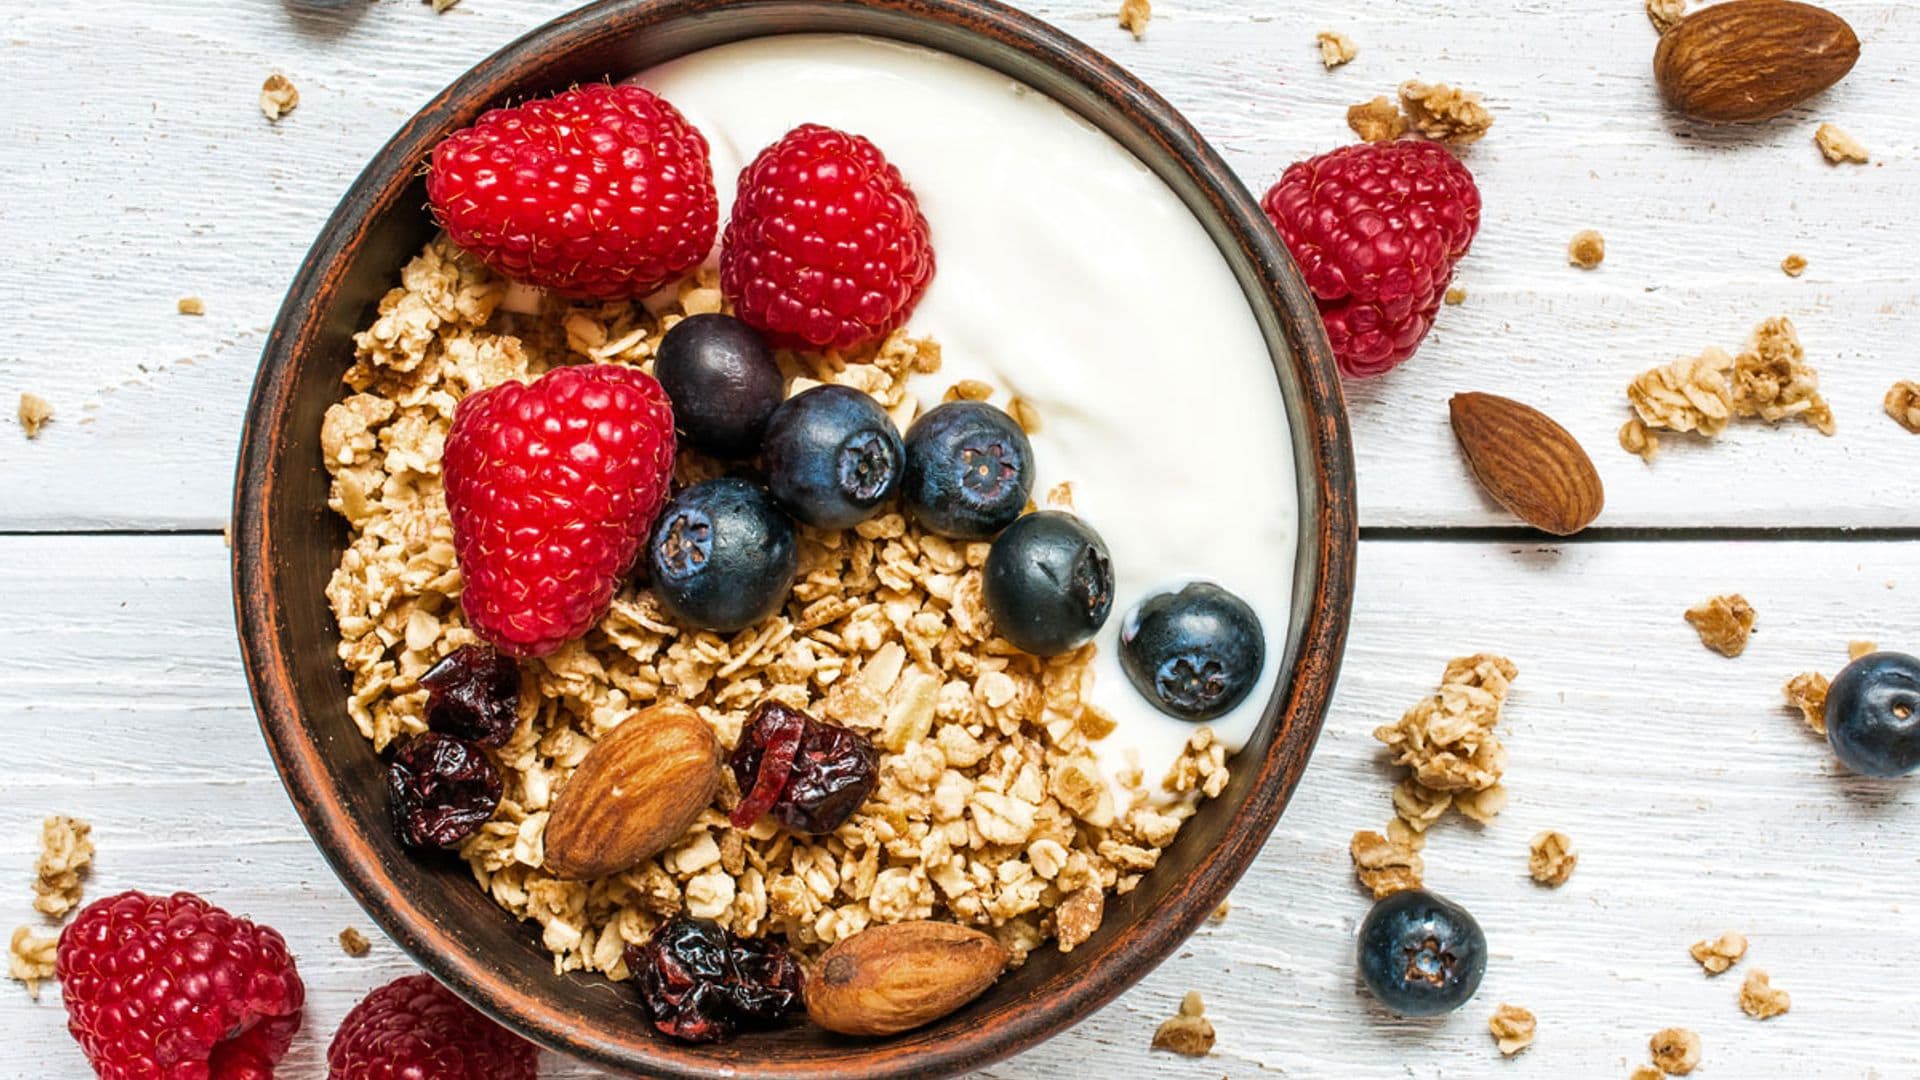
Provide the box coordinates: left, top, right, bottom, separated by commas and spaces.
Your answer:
2, 0, 1917, 530
3, 535, 1917, 1077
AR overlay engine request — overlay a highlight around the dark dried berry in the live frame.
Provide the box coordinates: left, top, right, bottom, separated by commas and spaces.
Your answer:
387, 732, 503, 849
625, 915, 802, 1043
729, 700, 878, 835
420, 644, 522, 747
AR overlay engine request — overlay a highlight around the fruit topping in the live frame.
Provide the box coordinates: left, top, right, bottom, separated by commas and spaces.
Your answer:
729, 700, 879, 835
426, 83, 718, 300
721, 124, 935, 350
1120, 582, 1265, 721
326, 973, 537, 1080
645, 476, 799, 633
804, 920, 1010, 1037
982, 511, 1114, 656
444, 363, 677, 657
626, 915, 802, 1043
419, 644, 521, 747
901, 401, 1034, 540
1357, 888, 1487, 1016
654, 314, 785, 459
1824, 650, 1920, 777
57, 890, 306, 1079
387, 732, 504, 849
1262, 140, 1481, 379
763, 385, 906, 529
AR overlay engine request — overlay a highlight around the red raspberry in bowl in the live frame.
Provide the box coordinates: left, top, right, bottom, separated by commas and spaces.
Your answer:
721, 124, 935, 351
443, 363, 676, 657
1261, 140, 1481, 378
56, 890, 305, 1079
326, 973, 537, 1080
426, 83, 718, 300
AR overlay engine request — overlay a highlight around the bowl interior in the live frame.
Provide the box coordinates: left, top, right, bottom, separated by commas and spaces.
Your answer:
233, 1, 1354, 1076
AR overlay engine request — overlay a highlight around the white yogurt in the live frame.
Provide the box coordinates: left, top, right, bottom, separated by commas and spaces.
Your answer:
636, 35, 1298, 799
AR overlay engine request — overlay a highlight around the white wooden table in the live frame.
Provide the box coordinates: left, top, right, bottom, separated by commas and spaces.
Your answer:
4, 1, 1917, 1076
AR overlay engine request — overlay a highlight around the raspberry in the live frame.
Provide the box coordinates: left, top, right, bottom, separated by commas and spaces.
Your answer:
326, 974, 537, 1080
1261, 141, 1481, 378
721, 124, 935, 351
426, 83, 718, 300
444, 363, 676, 657
56, 891, 305, 1079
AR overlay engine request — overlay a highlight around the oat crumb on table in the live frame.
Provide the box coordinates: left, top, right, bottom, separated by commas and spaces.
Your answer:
1647, 0, 1687, 33
259, 73, 299, 122
1739, 968, 1790, 1019
1849, 640, 1879, 661
1621, 347, 1734, 459
1685, 594, 1755, 658
1783, 671, 1830, 735
177, 296, 206, 316
32, 815, 94, 919
1630, 1067, 1664, 1080
339, 927, 371, 957
1814, 122, 1869, 165
17, 392, 53, 440
1209, 899, 1229, 923
1444, 285, 1467, 305
1350, 827, 1424, 899
1347, 96, 1409, 143
1151, 990, 1215, 1057
1527, 830, 1576, 887
1316, 30, 1357, 70
1886, 381, 1920, 434
1731, 316, 1834, 435
1118, 0, 1150, 39
1398, 81, 1493, 145
429, 0, 463, 11
1649, 1026, 1702, 1075
1488, 1003, 1536, 1056
1374, 654, 1517, 835
1689, 930, 1748, 975
1567, 229, 1606, 270
1780, 253, 1808, 277
8, 927, 58, 1002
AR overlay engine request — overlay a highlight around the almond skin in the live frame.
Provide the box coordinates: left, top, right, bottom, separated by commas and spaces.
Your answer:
804, 921, 1010, 1036
1654, 0, 1859, 123
542, 702, 720, 880
1449, 393, 1605, 536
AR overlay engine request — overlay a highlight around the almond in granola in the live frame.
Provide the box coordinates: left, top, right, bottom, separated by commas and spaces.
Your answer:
1738, 969, 1790, 1019
1814, 122, 1868, 165
260, 73, 300, 122
1151, 990, 1214, 1056
32, 815, 94, 919
1568, 230, 1606, 269
1886, 381, 1920, 434
1316, 31, 1357, 70
17, 393, 53, 440
1488, 1003, 1536, 1055
1689, 930, 1747, 975
1783, 671, 1829, 735
1347, 96, 1408, 143
1685, 594, 1755, 658
1398, 81, 1493, 144
1527, 830, 1576, 887
1118, 0, 1150, 39
1649, 1027, 1702, 1075
8, 927, 57, 1001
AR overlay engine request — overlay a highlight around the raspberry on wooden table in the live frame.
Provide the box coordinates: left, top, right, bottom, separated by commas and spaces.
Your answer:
56, 890, 305, 1079
443, 363, 677, 657
426, 83, 718, 300
1261, 140, 1481, 378
326, 973, 537, 1080
721, 123, 935, 351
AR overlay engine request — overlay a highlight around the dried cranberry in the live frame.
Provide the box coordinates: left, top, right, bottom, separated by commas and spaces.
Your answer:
420, 644, 521, 747
728, 700, 878, 835
387, 732, 503, 848
625, 915, 801, 1043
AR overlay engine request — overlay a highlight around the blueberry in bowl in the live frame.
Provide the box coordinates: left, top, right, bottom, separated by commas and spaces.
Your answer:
1825, 650, 1920, 778
763, 385, 905, 529
983, 511, 1113, 656
654, 313, 785, 459
1357, 888, 1486, 1017
645, 476, 799, 633
1120, 582, 1265, 722
901, 401, 1034, 540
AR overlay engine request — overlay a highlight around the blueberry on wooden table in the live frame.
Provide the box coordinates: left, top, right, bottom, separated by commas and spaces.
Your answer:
983, 510, 1113, 656
654, 314, 784, 459
1358, 888, 1486, 1016
626, 915, 802, 1043
1119, 582, 1264, 721
1825, 650, 1920, 778
901, 401, 1034, 539
645, 476, 799, 633
763, 384, 904, 528
419, 644, 521, 747
386, 732, 503, 849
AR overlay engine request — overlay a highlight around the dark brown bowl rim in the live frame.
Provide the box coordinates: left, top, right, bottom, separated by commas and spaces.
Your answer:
233, 0, 1355, 1076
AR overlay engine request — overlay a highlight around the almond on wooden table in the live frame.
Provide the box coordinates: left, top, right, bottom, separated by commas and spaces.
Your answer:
1449, 393, 1605, 536
804, 921, 1009, 1036
542, 702, 721, 880
1652, 0, 1859, 123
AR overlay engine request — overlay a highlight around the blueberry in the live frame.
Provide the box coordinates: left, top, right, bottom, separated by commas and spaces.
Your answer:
1357, 888, 1487, 1017
646, 477, 798, 633
1825, 650, 1920, 778
1119, 582, 1264, 721
762, 385, 904, 529
901, 402, 1034, 540
982, 512, 1113, 656
654, 314, 784, 459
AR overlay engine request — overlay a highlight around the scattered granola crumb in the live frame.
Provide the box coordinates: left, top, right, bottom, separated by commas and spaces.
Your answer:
1739, 969, 1791, 1019
32, 816, 94, 920
1689, 930, 1748, 975
1375, 655, 1517, 834
1488, 1003, 1536, 1056
1151, 990, 1215, 1057
1316, 31, 1357, 70
1623, 347, 1734, 454
1622, 314, 1833, 458
1347, 96, 1409, 143
428, 0, 463, 11
1118, 0, 1150, 40
1647, 0, 1687, 34
1008, 396, 1042, 435
1685, 594, 1756, 658
1398, 81, 1493, 145
1783, 671, 1830, 735
1814, 122, 1869, 165
1351, 827, 1424, 898
1527, 830, 1577, 887
339, 927, 371, 957
1619, 418, 1659, 462
1444, 285, 1467, 305
1209, 900, 1230, 923
1780, 254, 1808, 277
8, 927, 57, 1002
1849, 640, 1879, 661
944, 379, 993, 402
1631, 1068, 1664, 1080
1732, 316, 1834, 435
1886, 381, 1920, 434
1649, 1027, 1702, 1075
17, 393, 53, 440
1568, 230, 1606, 270
260, 73, 300, 122
177, 296, 207, 316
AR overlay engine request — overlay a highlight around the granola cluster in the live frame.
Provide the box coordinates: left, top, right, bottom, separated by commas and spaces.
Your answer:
1316, 30, 1357, 70
1738, 969, 1791, 1019
1526, 830, 1576, 887
259, 73, 299, 122
1347, 96, 1409, 144
1567, 229, 1606, 270
1620, 316, 1833, 461
1685, 594, 1755, 658
32, 815, 93, 919
1150, 989, 1215, 1057
16, 393, 52, 440
1689, 930, 1748, 975
7, 927, 57, 1002
1887, 380, 1920, 434
322, 237, 1224, 979
1814, 122, 1868, 165
1783, 671, 1830, 735
1488, 1003, 1536, 1056
1649, 1027, 1703, 1075
1397, 81, 1494, 145
1647, 0, 1687, 34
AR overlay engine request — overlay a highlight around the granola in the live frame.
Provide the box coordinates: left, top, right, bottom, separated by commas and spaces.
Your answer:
177, 296, 206, 316
17, 393, 52, 440
1350, 824, 1424, 899
1814, 123, 1868, 165
1849, 640, 1879, 661
1689, 930, 1747, 975
1631, 1068, 1664, 1080
1887, 381, 1920, 434
1567, 230, 1606, 270
1118, 0, 1150, 40
1780, 253, 1808, 278
429, 0, 463, 11
1398, 81, 1493, 145
1316, 31, 1357, 70
1783, 671, 1829, 735
339, 927, 372, 957
1738, 969, 1790, 1019
1347, 96, 1408, 144
1526, 830, 1576, 887
1150, 989, 1214, 1056
1444, 286, 1467, 306
1647, 0, 1687, 33
1731, 317, 1833, 434
1622, 347, 1734, 459
1649, 1027, 1702, 1075
1373, 654, 1517, 834
1685, 594, 1755, 658
260, 73, 300, 122
8, 927, 57, 1002
32, 816, 93, 919
1488, 1003, 1536, 1055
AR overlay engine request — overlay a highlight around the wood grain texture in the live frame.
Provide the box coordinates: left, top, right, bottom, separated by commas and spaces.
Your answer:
2, 0, 1916, 529
3, 534, 1917, 1076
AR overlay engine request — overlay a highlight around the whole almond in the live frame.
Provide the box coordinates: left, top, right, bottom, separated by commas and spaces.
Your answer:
805, 921, 1009, 1036
1449, 393, 1605, 536
542, 702, 719, 880
1654, 0, 1859, 123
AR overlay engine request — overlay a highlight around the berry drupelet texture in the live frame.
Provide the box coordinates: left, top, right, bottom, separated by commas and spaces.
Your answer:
326, 973, 537, 1080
